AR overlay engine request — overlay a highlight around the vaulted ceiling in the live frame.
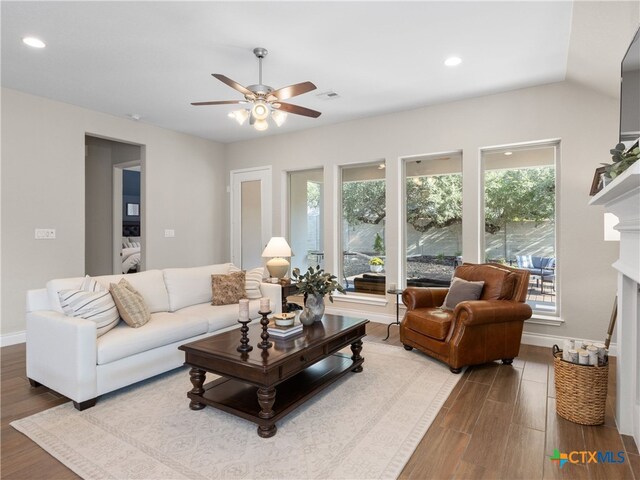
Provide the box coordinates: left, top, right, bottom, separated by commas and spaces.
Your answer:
2, 1, 638, 143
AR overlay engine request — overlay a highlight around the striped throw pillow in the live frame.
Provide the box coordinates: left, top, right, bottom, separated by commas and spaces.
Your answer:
58, 275, 120, 337
229, 265, 264, 299
110, 278, 150, 328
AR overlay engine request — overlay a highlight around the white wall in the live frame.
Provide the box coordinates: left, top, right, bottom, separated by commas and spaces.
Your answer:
225, 80, 621, 342
1, 87, 227, 336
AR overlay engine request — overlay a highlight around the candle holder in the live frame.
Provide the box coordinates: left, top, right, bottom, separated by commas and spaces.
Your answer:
258, 310, 272, 350
237, 318, 253, 353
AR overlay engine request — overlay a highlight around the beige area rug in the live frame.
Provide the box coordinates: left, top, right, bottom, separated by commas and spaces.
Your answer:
12, 341, 461, 480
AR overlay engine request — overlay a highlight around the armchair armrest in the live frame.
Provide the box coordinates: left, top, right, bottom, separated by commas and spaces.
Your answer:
402, 287, 449, 310
26, 310, 98, 403
455, 300, 532, 327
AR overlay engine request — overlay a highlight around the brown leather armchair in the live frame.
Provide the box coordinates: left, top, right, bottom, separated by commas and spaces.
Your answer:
400, 263, 532, 373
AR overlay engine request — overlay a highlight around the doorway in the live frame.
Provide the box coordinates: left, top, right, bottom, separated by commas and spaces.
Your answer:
230, 166, 272, 269
85, 135, 144, 276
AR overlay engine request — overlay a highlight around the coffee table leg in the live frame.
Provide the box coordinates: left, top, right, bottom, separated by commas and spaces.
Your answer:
351, 340, 364, 373
188, 367, 206, 410
257, 387, 277, 438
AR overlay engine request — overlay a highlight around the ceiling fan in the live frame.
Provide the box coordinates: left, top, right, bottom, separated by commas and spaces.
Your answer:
191, 47, 321, 131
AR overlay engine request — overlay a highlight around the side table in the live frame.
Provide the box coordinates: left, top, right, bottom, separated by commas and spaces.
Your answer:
280, 282, 299, 313
384, 288, 404, 341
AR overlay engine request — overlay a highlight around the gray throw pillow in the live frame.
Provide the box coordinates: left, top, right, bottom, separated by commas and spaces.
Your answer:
441, 277, 485, 310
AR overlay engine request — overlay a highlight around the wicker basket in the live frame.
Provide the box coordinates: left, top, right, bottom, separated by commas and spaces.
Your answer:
553, 345, 608, 425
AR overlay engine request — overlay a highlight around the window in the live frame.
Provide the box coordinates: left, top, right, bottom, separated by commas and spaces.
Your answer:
341, 162, 386, 295
482, 143, 557, 314
404, 152, 463, 287
288, 169, 324, 273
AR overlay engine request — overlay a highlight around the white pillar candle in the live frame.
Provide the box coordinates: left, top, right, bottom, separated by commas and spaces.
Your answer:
239, 299, 249, 321
587, 346, 599, 366
260, 297, 270, 313
578, 349, 590, 365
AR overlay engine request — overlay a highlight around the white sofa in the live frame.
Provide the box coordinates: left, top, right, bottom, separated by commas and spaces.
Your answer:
26, 263, 282, 410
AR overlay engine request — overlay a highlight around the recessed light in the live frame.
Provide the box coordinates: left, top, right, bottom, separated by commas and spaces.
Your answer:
444, 56, 462, 67
22, 37, 46, 48
504, 151, 513, 156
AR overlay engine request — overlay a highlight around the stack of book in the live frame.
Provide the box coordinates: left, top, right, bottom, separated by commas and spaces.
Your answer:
267, 319, 303, 339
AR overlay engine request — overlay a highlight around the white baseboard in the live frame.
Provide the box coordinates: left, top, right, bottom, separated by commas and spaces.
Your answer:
522, 331, 617, 356
1, 330, 26, 347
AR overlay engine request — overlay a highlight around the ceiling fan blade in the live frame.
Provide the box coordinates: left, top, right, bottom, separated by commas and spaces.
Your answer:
270, 81, 317, 101
212, 74, 254, 97
190, 100, 246, 106
275, 102, 322, 118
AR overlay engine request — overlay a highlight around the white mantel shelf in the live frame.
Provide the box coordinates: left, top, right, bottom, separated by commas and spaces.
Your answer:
589, 160, 640, 448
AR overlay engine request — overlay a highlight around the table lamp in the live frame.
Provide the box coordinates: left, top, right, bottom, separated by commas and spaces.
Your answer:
262, 237, 292, 279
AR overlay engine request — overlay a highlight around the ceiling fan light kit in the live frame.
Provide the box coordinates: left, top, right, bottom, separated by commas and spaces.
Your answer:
192, 47, 321, 132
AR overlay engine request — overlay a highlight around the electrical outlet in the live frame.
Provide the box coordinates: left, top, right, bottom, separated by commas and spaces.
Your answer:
35, 228, 56, 240
164, 229, 175, 238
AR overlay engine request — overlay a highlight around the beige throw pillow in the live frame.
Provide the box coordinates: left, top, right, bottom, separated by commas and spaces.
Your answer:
110, 278, 151, 328
441, 277, 485, 311
211, 271, 247, 306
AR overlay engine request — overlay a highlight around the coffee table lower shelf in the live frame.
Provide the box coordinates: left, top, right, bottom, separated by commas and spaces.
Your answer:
187, 353, 361, 435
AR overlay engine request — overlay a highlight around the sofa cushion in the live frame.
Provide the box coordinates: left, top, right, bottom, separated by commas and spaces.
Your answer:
454, 264, 515, 301
404, 308, 453, 341
211, 271, 246, 306
177, 299, 262, 332
97, 312, 208, 365
94, 270, 169, 313
110, 279, 151, 328
441, 277, 484, 310
163, 264, 233, 311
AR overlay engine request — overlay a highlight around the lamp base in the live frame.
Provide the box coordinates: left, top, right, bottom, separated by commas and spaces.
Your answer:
266, 257, 289, 279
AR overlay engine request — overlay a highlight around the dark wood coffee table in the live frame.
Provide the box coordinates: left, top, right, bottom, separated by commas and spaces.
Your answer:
178, 314, 368, 438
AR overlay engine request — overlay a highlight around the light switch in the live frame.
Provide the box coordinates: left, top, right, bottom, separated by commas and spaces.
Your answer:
35, 228, 56, 239
164, 229, 175, 238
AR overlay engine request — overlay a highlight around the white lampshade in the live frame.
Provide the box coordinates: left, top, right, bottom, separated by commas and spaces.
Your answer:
262, 237, 292, 279
262, 237, 292, 258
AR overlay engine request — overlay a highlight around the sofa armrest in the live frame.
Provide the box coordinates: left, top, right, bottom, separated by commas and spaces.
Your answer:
455, 300, 532, 327
259, 282, 282, 314
26, 310, 98, 403
402, 287, 449, 310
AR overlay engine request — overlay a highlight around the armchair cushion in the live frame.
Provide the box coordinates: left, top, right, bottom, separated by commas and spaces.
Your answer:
441, 277, 484, 310
454, 263, 516, 301
404, 308, 453, 341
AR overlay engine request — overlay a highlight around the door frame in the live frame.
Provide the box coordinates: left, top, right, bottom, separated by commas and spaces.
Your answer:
230, 166, 272, 267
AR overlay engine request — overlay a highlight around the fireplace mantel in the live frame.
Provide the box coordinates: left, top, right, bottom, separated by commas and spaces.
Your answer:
589, 161, 640, 447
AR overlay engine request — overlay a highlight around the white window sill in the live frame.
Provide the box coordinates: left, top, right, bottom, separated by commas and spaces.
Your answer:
332, 292, 388, 307
526, 313, 564, 326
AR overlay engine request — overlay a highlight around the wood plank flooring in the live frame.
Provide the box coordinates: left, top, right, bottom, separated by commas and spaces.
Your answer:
1, 322, 638, 479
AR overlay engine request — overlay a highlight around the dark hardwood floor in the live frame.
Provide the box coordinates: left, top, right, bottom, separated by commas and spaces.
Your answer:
2, 322, 638, 479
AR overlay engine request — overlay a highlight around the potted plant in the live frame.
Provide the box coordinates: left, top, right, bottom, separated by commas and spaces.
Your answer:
369, 257, 384, 273
602, 141, 639, 180
292, 266, 345, 324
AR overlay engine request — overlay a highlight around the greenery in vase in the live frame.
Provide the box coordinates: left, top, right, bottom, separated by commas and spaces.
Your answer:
292, 265, 345, 302
602, 142, 639, 179
369, 256, 384, 266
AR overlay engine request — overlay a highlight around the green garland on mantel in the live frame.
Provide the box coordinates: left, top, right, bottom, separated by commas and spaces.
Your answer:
602, 141, 639, 179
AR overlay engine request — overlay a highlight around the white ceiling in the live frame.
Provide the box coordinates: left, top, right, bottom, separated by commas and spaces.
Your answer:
0, 1, 616, 144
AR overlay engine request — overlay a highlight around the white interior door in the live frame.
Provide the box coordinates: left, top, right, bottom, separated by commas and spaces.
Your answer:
230, 166, 272, 268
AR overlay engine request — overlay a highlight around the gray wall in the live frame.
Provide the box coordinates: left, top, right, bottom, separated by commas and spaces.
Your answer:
225, 80, 620, 342
1, 87, 227, 335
